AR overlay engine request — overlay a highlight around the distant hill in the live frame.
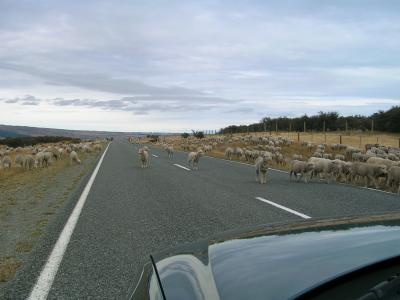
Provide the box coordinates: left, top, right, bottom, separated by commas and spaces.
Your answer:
0, 124, 163, 140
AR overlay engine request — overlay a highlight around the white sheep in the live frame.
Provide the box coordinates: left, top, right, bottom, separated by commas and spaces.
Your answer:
386, 166, 400, 194
225, 147, 233, 160
187, 150, 203, 170
2, 156, 12, 169
138, 148, 149, 168
255, 156, 271, 184
70, 151, 81, 164
165, 146, 174, 159
290, 160, 314, 183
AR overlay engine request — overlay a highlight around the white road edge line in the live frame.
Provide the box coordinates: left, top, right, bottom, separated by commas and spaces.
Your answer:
28, 143, 111, 300
152, 154, 158, 157
173, 163, 191, 171
255, 197, 311, 219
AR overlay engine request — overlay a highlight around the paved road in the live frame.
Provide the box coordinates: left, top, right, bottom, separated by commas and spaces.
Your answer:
9, 141, 400, 298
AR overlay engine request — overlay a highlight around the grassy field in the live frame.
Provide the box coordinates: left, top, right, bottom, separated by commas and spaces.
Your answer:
0, 149, 101, 284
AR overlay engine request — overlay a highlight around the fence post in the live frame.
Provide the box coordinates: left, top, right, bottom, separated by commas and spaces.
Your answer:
340, 135, 342, 144
298, 132, 300, 142
359, 136, 362, 148
376, 137, 379, 144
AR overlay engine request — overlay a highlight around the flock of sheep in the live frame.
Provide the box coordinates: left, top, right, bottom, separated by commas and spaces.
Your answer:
0, 141, 103, 174
136, 134, 400, 194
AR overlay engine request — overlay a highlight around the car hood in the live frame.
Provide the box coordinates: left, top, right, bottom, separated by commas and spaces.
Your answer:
131, 215, 400, 300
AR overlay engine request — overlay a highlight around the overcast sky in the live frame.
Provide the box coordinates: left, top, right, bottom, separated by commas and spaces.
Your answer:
0, 0, 399, 132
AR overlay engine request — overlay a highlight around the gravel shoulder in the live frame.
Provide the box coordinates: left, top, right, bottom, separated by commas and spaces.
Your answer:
0, 151, 101, 296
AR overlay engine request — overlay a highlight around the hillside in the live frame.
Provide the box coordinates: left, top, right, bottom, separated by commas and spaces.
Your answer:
0, 124, 152, 139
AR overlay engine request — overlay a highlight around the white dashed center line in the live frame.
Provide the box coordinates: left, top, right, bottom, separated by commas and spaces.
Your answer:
152, 154, 158, 157
256, 197, 311, 219
173, 163, 191, 171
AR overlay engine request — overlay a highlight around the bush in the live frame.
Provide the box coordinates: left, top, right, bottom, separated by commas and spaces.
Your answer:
181, 132, 190, 139
192, 130, 204, 139
146, 134, 159, 142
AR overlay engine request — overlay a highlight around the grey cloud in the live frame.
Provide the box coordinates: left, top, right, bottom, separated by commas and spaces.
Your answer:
3, 94, 41, 105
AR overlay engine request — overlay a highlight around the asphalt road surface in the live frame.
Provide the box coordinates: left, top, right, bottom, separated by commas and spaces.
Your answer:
6, 141, 400, 299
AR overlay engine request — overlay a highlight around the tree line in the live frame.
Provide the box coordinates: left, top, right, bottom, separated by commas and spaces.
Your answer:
220, 106, 400, 134
0, 136, 81, 148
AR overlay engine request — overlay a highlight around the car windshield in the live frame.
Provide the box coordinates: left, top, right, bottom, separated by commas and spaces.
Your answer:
1, 1, 400, 299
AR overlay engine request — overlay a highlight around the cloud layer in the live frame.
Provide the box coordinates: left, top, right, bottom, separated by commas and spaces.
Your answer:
0, 0, 399, 131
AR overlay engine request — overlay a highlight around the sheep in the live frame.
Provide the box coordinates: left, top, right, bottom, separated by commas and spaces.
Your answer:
165, 146, 174, 159
255, 156, 271, 184
292, 154, 303, 161
367, 156, 400, 169
24, 155, 35, 170
138, 148, 149, 168
350, 162, 387, 188
69, 151, 82, 165
203, 145, 212, 153
234, 147, 244, 159
322, 153, 332, 159
36, 152, 48, 167
335, 154, 345, 161
187, 150, 203, 170
225, 147, 234, 160
15, 154, 25, 168
2, 156, 12, 169
290, 160, 314, 183
308, 157, 334, 183
386, 166, 400, 194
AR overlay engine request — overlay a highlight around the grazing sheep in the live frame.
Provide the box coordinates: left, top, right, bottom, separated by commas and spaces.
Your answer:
15, 154, 25, 168
70, 151, 82, 165
290, 160, 314, 183
138, 148, 149, 168
36, 152, 52, 167
351, 162, 387, 188
187, 150, 203, 170
225, 147, 234, 160
386, 166, 400, 194
165, 146, 174, 159
255, 156, 271, 184
234, 147, 244, 159
24, 155, 35, 170
2, 156, 12, 169
203, 145, 212, 153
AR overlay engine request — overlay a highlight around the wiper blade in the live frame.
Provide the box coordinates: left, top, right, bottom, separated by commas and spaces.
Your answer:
150, 254, 167, 300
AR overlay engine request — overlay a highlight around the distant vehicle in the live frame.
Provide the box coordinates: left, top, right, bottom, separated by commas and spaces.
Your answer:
129, 216, 400, 300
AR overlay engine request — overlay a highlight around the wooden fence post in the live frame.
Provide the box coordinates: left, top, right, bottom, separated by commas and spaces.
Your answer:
298, 132, 300, 142
340, 135, 342, 144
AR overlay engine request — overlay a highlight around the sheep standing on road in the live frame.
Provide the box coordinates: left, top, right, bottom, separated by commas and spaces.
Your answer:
165, 146, 174, 159
351, 162, 387, 188
138, 148, 149, 168
290, 160, 314, 183
188, 150, 203, 170
255, 156, 271, 184
70, 151, 82, 165
386, 166, 400, 194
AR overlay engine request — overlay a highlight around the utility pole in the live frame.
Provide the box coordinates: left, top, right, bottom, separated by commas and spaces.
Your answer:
303, 121, 306, 133
275, 122, 278, 134
263, 120, 266, 132
345, 120, 348, 133
371, 119, 374, 134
